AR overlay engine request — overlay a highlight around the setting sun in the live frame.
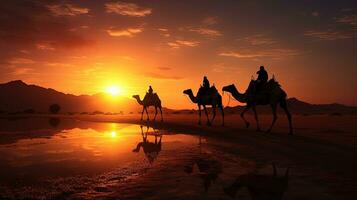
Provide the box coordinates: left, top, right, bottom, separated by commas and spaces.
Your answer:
106, 86, 121, 96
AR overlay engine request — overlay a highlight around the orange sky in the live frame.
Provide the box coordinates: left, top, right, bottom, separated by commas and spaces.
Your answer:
0, 1, 356, 109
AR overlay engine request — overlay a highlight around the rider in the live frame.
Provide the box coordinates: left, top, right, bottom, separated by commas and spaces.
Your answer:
256, 66, 268, 93
203, 76, 210, 89
148, 85, 153, 94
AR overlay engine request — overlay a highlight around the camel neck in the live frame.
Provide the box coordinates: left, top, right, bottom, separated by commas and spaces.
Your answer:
188, 91, 198, 103
230, 86, 246, 103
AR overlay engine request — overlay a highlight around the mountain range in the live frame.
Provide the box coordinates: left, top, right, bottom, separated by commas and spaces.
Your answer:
0, 80, 140, 113
0, 80, 356, 115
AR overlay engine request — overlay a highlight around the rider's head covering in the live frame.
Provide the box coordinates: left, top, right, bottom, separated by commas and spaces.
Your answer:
260, 66, 265, 70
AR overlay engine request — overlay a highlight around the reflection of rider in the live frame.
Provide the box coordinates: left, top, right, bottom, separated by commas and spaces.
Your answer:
256, 66, 268, 92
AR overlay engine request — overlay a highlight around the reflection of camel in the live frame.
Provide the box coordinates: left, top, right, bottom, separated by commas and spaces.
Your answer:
224, 163, 290, 200
184, 136, 222, 191
132, 125, 162, 164
183, 86, 224, 126
222, 79, 293, 134
132, 93, 163, 122
184, 156, 222, 192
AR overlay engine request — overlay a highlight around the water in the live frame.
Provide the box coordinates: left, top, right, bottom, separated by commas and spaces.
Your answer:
0, 117, 279, 200
0, 117, 202, 198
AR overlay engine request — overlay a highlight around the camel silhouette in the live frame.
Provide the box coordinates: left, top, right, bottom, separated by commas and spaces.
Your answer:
222, 79, 293, 134
224, 163, 290, 200
132, 93, 163, 122
183, 86, 224, 126
132, 125, 162, 164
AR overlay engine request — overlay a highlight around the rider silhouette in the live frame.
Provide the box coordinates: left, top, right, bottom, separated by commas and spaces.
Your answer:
257, 66, 268, 84
203, 76, 210, 89
256, 66, 268, 93
148, 86, 153, 94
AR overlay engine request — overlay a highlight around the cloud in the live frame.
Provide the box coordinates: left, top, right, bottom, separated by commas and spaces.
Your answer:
144, 72, 182, 80
0, 1, 92, 49
202, 16, 218, 25
243, 34, 277, 46
8, 58, 35, 65
219, 52, 262, 58
304, 29, 354, 40
11, 67, 35, 75
335, 14, 357, 27
47, 4, 89, 16
158, 28, 170, 37
189, 28, 222, 37
311, 11, 319, 17
36, 42, 55, 51
168, 40, 200, 48
107, 27, 143, 37
105, 1, 152, 17
219, 48, 300, 59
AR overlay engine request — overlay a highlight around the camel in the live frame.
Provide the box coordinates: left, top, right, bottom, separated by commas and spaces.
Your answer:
222, 79, 293, 134
132, 125, 162, 164
183, 86, 224, 126
132, 93, 163, 122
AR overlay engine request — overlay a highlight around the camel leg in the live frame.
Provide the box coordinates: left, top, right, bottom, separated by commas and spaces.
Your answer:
153, 106, 158, 121
267, 104, 278, 133
252, 106, 261, 132
140, 125, 144, 137
144, 107, 149, 121
280, 99, 293, 135
203, 105, 211, 126
159, 106, 163, 122
211, 105, 216, 124
241, 105, 251, 128
141, 107, 145, 121
198, 105, 202, 125
219, 104, 225, 126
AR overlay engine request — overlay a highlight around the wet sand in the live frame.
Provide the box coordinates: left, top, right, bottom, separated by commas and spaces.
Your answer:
0, 113, 356, 199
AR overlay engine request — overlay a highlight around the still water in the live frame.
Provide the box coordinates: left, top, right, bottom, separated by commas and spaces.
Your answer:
0, 117, 201, 198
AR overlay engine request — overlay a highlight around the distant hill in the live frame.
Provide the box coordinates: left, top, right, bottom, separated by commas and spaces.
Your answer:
223, 97, 357, 115
0, 80, 141, 113
0, 80, 355, 115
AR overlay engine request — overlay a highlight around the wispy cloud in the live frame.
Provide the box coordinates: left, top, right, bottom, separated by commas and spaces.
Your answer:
47, 4, 89, 16
105, 1, 152, 17
335, 14, 357, 27
243, 34, 277, 46
144, 72, 182, 80
168, 40, 200, 48
158, 28, 170, 37
36, 42, 55, 51
219, 48, 300, 59
304, 29, 354, 40
202, 16, 218, 25
8, 58, 35, 65
11, 67, 35, 75
107, 27, 143, 37
312, 11, 320, 17
189, 28, 222, 37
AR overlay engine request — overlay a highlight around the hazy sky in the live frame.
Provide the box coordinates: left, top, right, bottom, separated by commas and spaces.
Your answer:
1, 0, 356, 108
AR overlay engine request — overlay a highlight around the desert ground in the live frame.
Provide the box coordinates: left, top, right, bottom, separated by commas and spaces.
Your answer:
0, 113, 356, 199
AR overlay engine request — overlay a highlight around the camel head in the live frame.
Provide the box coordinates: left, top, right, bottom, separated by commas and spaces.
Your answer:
132, 95, 140, 99
183, 89, 193, 95
222, 84, 236, 93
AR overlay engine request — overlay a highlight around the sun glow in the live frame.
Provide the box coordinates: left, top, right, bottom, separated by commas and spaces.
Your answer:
106, 86, 121, 96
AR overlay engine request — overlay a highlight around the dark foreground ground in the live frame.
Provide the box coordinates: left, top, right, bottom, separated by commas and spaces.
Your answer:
0, 113, 356, 199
